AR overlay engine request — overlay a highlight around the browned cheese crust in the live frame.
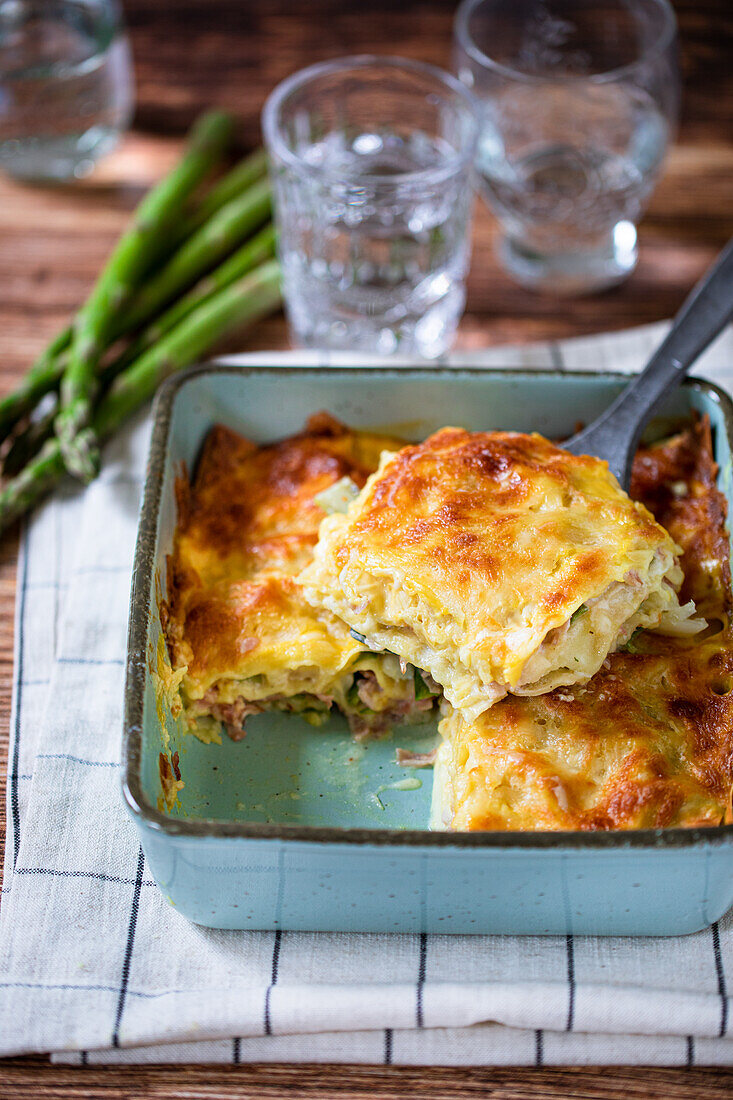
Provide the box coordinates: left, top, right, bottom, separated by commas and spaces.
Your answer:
166, 414, 401, 706
301, 426, 699, 718
437, 418, 733, 831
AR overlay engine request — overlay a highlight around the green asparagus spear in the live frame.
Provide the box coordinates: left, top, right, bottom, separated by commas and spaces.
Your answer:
44, 225, 275, 410
2, 404, 57, 477
96, 259, 281, 432
0, 328, 71, 442
111, 223, 276, 374
120, 176, 272, 334
0, 439, 68, 532
181, 148, 269, 235
56, 110, 234, 482
0, 147, 269, 445
1, 183, 270, 443
0, 260, 282, 534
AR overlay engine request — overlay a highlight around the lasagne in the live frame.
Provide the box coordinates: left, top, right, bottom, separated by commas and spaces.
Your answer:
165, 414, 439, 741
300, 428, 703, 720
432, 419, 733, 830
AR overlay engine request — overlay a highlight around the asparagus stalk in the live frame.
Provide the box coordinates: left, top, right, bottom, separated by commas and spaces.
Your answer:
7, 224, 277, 467
0, 260, 282, 534
111, 224, 276, 374
96, 259, 281, 432
0, 147, 269, 445
56, 110, 234, 482
120, 176, 272, 333
2, 405, 56, 478
0, 439, 67, 534
0, 328, 71, 442
181, 148, 269, 234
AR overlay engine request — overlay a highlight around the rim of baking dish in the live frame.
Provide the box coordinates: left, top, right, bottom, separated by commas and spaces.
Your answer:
122, 362, 733, 849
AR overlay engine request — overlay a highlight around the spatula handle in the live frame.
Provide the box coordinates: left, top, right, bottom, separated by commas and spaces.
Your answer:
567, 236, 733, 487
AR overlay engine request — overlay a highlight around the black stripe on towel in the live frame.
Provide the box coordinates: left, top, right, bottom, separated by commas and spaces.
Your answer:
384, 1028, 393, 1064
15, 866, 154, 887
565, 933, 576, 1030
111, 845, 145, 1048
416, 932, 427, 1027
263, 928, 282, 1035
711, 921, 729, 1037
10, 526, 29, 868
535, 1029, 544, 1065
36, 753, 121, 767
57, 656, 125, 666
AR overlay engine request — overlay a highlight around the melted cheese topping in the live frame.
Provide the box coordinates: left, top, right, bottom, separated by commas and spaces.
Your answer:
435, 635, 730, 831
300, 429, 703, 719
165, 415, 409, 719
433, 418, 733, 831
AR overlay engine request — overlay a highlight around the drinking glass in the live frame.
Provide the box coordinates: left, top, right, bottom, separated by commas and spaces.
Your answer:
0, 0, 134, 182
262, 56, 479, 358
454, 0, 679, 294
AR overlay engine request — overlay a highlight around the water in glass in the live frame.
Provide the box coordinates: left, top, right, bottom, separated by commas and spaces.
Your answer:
263, 58, 478, 359
276, 129, 472, 358
476, 81, 669, 272
0, 0, 133, 181
454, 0, 679, 293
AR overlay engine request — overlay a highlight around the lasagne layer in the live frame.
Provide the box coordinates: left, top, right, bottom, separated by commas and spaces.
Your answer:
433, 418, 733, 831
165, 415, 438, 740
300, 428, 702, 720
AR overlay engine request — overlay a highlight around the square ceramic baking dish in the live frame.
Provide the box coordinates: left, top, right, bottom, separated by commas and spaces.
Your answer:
123, 364, 733, 935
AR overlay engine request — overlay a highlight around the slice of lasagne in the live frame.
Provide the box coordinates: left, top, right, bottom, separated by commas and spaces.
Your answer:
300, 428, 704, 720
431, 418, 733, 831
165, 414, 439, 741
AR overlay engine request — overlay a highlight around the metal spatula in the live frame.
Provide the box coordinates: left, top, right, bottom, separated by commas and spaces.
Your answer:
563, 237, 733, 488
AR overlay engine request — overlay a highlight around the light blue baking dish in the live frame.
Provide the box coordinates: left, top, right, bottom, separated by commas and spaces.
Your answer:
123, 364, 733, 935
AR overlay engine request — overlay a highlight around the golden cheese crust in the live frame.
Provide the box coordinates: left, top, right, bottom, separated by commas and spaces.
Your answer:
301, 428, 700, 718
173, 413, 396, 596
166, 415, 408, 717
434, 418, 733, 831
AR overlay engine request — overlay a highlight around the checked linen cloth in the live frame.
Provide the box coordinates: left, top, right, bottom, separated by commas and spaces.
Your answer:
1, 324, 733, 1065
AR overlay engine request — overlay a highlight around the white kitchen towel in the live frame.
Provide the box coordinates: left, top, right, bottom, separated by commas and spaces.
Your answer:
2, 323, 733, 1066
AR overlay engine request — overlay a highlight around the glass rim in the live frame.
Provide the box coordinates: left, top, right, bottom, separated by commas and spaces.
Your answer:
261, 54, 480, 188
453, 0, 677, 86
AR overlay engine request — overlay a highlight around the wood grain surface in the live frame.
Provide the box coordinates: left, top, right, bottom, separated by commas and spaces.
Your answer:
2, 1060, 733, 1099
1, 0, 732, 1096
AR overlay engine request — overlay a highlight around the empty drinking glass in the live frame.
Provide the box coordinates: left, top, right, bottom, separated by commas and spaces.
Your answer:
454, 0, 679, 293
0, 0, 134, 182
262, 56, 479, 358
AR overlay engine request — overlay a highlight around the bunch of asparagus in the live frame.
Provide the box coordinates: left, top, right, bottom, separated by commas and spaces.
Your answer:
0, 110, 282, 535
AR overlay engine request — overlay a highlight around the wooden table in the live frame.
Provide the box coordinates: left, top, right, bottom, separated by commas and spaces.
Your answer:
1, 1, 732, 1096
